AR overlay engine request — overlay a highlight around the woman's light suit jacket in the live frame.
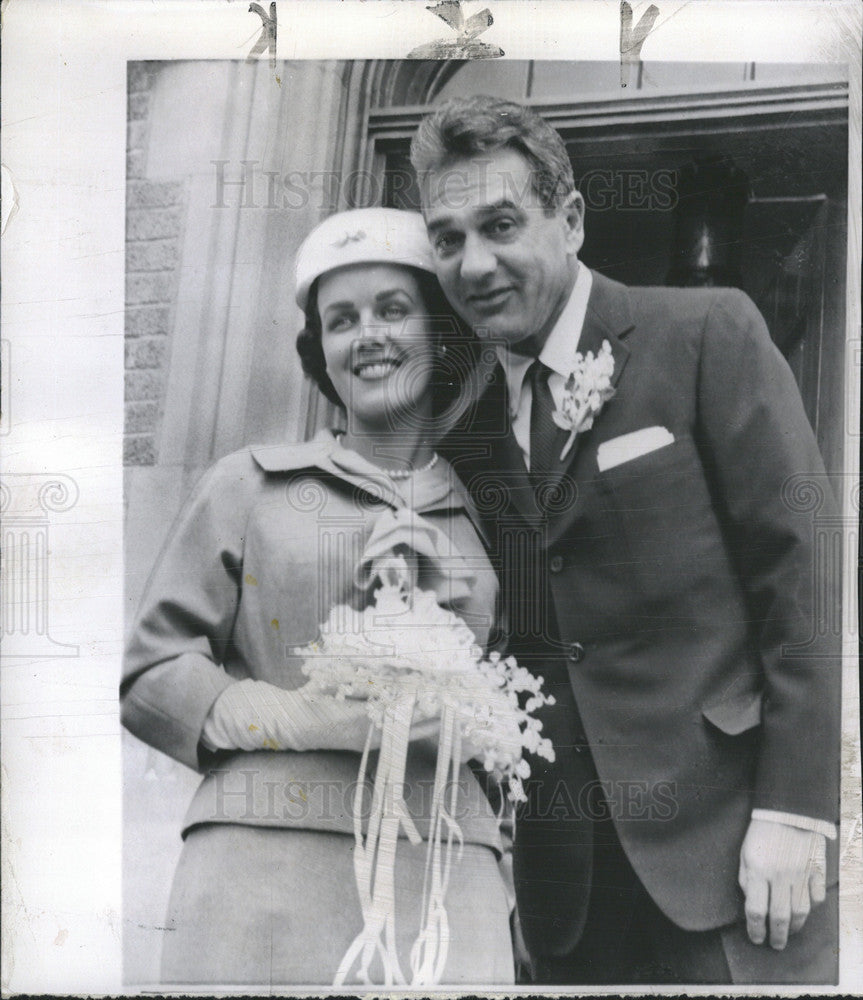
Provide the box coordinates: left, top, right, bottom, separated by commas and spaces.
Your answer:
122, 430, 504, 850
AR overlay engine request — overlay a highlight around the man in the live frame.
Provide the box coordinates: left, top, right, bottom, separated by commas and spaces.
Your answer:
410, 95, 841, 984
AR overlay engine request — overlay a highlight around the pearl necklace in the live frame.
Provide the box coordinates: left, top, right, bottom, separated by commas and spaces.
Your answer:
336, 435, 439, 480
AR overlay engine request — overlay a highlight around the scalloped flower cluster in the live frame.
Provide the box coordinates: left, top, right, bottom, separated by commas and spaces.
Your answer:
552, 338, 616, 459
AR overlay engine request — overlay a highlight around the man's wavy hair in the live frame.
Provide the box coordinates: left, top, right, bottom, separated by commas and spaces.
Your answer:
296, 267, 478, 413
409, 95, 576, 212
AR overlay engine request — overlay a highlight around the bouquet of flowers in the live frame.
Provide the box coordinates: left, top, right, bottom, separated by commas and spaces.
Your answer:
295, 551, 555, 987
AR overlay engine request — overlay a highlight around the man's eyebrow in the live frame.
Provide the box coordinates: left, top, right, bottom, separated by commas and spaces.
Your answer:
425, 215, 454, 234
478, 198, 524, 216
426, 198, 524, 233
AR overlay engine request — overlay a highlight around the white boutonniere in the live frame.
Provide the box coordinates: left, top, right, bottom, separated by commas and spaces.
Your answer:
552, 339, 616, 460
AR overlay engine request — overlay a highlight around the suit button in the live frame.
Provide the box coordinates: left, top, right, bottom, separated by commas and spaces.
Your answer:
549, 555, 564, 574
568, 642, 586, 664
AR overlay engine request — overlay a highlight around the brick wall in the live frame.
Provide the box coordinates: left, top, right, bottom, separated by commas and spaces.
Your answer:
124, 63, 186, 466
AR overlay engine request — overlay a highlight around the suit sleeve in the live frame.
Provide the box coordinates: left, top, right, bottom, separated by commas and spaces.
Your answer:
695, 289, 841, 824
120, 462, 247, 771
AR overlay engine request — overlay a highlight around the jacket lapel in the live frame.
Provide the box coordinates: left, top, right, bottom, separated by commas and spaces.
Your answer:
454, 359, 541, 525
552, 272, 634, 485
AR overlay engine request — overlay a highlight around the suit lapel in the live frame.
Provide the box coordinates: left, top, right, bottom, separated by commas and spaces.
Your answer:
552, 272, 634, 486
467, 360, 540, 524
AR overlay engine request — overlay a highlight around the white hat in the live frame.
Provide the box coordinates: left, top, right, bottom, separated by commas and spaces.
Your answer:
295, 208, 435, 311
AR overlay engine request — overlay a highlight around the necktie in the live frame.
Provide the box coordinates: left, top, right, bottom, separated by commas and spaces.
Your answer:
529, 359, 564, 481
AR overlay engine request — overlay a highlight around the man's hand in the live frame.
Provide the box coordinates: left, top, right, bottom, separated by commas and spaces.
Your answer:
738, 818, 826, 949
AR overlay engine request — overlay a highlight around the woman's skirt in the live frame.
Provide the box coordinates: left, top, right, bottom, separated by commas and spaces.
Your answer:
160, 823, 515, 986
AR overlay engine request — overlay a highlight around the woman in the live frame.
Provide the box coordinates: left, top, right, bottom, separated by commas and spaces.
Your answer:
121, 208, 516, 986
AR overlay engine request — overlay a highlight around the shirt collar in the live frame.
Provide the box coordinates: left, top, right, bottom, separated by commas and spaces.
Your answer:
495, 264, 593, 406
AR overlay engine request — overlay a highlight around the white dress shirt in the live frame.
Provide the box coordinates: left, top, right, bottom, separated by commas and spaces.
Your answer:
496, 265, 593, 470
493, 263, 836, 842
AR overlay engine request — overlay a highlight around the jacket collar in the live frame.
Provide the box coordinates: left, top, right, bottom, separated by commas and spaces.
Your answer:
248, 429, 489, 543
549, 270, 633, 478
579, 270, 635, 381
249, 428, 339, 474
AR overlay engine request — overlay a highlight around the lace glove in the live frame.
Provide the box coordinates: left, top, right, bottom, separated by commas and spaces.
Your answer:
201, 678, 440, 754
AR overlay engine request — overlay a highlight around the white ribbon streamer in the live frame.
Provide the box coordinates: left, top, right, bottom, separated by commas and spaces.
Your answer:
333, 690, 465, 988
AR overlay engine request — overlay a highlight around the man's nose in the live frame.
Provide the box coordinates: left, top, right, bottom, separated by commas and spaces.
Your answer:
459, 233, 496, 282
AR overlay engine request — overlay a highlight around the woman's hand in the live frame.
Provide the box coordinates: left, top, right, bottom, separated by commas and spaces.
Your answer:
202, 679, 372, 753
201, 679, 443, 755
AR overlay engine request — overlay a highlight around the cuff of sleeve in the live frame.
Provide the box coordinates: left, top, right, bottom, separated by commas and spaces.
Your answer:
121, 653, 236, 771
199, 728, 221, 753
751, 808, 837, 841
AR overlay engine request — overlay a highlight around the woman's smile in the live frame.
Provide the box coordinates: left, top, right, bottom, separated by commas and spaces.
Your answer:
352, 350, 403, 380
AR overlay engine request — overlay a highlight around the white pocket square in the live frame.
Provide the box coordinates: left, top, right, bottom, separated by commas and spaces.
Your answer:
597, 426, 675, 472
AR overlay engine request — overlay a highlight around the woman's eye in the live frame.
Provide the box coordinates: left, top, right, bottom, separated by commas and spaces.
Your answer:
327, 314, 355, 332
380, 302, 408, 321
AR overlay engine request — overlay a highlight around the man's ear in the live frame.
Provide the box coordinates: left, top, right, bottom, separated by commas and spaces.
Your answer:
561, 191, 585, 256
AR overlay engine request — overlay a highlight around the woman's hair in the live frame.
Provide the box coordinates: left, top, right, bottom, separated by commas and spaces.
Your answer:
295, 266, 478, 415
410, 94, 575, 212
